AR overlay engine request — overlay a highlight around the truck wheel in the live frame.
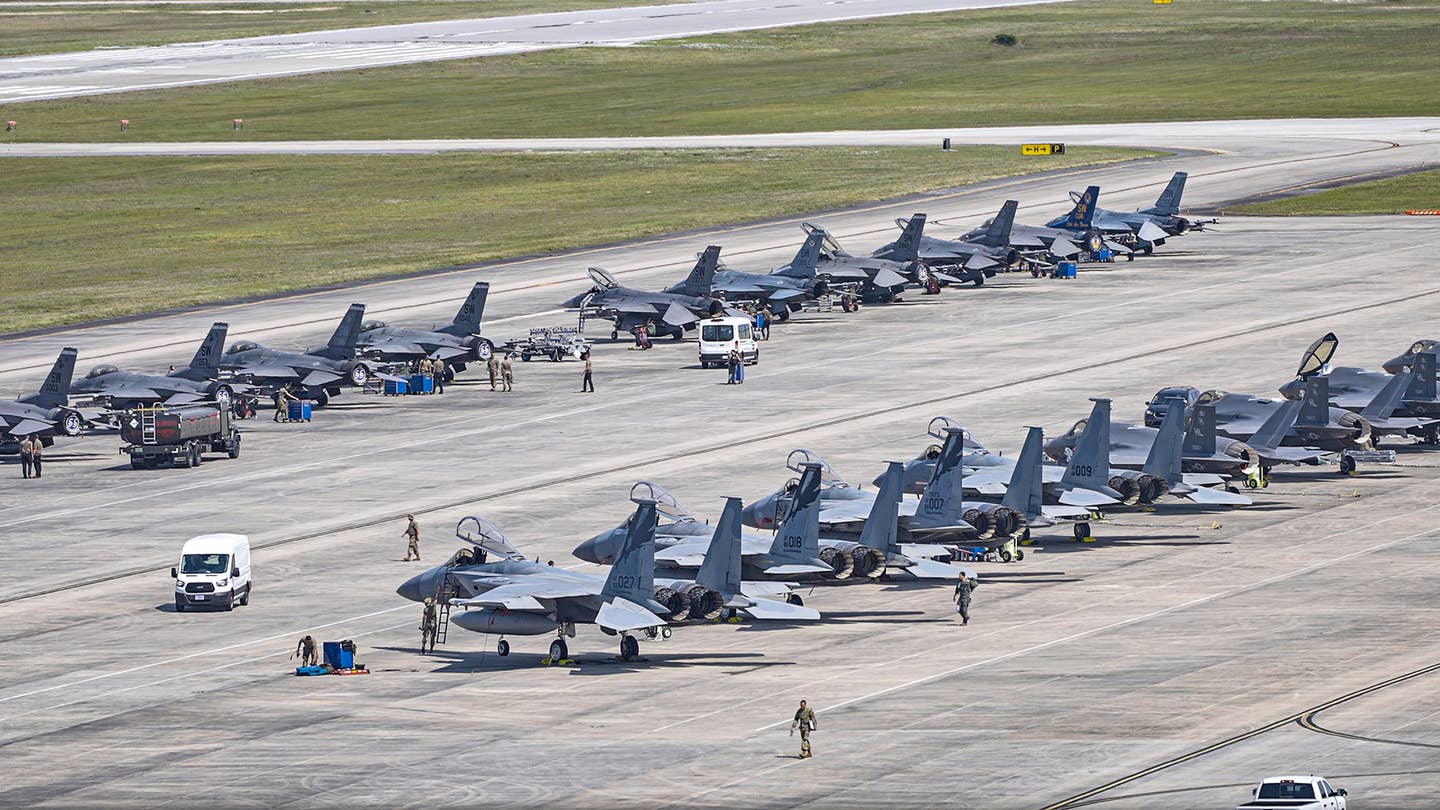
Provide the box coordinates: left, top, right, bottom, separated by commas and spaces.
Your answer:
521, 353, 532, 362
179, 448, 193, 468
240, 583, 250, 606
130, 458, 145, 470
192, 445, 203, 466
228, 439, 240, 459
223, 593, 234, 611
175, 599, 185, 613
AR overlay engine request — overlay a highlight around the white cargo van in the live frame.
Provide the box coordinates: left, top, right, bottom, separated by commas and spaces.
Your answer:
172, 533, 251, 612
697, 316, 759, 368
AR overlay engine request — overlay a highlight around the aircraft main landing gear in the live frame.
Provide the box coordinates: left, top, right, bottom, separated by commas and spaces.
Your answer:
619, 634, 640, 661
1074, 522, 1093, 542
548, 638, 568, 661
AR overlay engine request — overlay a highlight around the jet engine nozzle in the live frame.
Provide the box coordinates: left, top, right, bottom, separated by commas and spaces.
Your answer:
681, 585, 724, 620
1109, 475, 1142, 506
1137, 474, 1170, 504
1336, 411, 1374, 448
819, 547, 855, 580
652, 587, 688, 620
961, 508, 996, 540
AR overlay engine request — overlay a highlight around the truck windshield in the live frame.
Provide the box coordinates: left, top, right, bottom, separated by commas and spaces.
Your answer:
702, 325, 734, 342
181, 553, 230, 574
1258, 783, 1316, 800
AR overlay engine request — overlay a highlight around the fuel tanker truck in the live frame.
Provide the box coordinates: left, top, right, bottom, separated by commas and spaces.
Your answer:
120, 404, 241, 470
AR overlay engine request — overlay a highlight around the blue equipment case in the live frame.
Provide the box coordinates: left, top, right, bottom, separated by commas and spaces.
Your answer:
287, 400, 313, 421
408, 374, 434, 394
1056, 261, 1078, 279
384, 378, 409, 396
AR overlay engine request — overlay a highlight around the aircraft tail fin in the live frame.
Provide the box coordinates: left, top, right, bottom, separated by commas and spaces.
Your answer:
186, 322, 228, 374
1296, 376, 1330, 427
18, 348, 77, 409
1146, 172, 1187, 216
314, 303, 366, 359
888, 214, 926, 262
776, 231, 826, 279
1058, 186, 1100, 230
1249, 399, 1301, 451
696, 497, 744, 597
858, 461, 904, 554
1407, 351, 1437, 401
769, 464, 822, 563
674, 245, 721, 295
1183, 403, 1217, 456
601, 499, 658, 602
1001, 426, 1046, 522
444, 282, 489, 335
1060, 398, 1113, 492
983, 200, 1018, 244
1361, 369, 1413, 421
914, 429, 967, 527
1142, 399, 1186, 486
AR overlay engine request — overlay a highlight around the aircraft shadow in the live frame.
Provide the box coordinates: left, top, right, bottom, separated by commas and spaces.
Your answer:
1033, 538, 1229, 554
979, 577, 1084, 585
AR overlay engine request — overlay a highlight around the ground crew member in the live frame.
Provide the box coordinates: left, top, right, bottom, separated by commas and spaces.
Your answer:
727, 349, 740, 384
273, 386, 297, 423
954, 571, 977, 625
487, 352, 502, 390
501, 354, 514, 392
790, 699, 817, 758
759, 306, 773, 340
26, 435, 43, 479
295, 634, 318, 667
18, 434, 35, 479
420, 597, 438, 653
581, 352, 594, 392
418, 357, 434, 388
402, 514, 421, 561
433, 357, 446, 394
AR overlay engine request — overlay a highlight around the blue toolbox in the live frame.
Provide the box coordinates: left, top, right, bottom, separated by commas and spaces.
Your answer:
408, 374, 434, 394
1055, 261, 1078, 279
384, 378, 409, 396
322, 641, 354, 670
287, 400, 313, 421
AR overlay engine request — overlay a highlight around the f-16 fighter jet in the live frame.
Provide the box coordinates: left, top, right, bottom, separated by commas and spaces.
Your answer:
563, 266, 732, 340
666, 245, 823, 316
871, 210, 1022, 287
358, 282, 497, 371
220, 304, 393, 405
70, 322, 249, 409
1, 348, 82, 451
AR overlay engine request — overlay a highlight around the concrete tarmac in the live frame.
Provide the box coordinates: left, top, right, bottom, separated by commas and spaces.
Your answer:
0, 0, 1069, 103
3, 137, 1440, 806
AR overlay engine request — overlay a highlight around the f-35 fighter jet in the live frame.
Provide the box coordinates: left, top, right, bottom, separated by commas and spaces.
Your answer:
70, 322, 249, 410
358, 282, 496, 370
1, 348, 83, 451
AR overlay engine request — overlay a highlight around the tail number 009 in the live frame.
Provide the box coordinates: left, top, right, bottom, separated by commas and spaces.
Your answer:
1069, 464, 1093, 478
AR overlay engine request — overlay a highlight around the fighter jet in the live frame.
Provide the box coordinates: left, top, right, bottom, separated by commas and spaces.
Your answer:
1046, 397, 1256, 478
871, 210, 1021, 287
358, 282, 496, 371
220, 303, 385, 405
0, 348, 83, 452
960, 187, 1115, 259
563, 266, 730, 340
666, 245, 821, 316
781, 225, 920, 303
70, 322, 249, 410
1059, 173, 1215, 254
1278, 335, 1440, 436
397, 502, 672, 662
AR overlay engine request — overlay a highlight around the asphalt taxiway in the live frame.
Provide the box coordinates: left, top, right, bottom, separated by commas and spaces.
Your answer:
3, 141, 1440, 806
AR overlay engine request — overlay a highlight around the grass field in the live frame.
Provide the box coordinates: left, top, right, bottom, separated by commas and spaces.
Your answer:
0, 145, 1152, 332
1227, 169, 1440, 216
2, 0, 1437, 141
0, 0, 654, 58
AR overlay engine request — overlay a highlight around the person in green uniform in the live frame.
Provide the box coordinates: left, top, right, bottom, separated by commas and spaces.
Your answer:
790, 699, 817, 758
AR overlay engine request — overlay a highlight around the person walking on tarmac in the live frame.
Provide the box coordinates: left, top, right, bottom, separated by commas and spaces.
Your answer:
501, 353, 514, 392
726, 349, 739, 385
295, 634, 318, 667
486, 351, 502, 390
402, 514, 422, 561
273, 385, 297, 423
581, 352, 594, 392
420, 597, 439, 653
790, 699, 817, 758
954, 570, 978, 625
432, 357, 447, 394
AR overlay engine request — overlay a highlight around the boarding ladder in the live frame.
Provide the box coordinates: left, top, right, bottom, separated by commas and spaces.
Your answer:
432, 568, 460, 646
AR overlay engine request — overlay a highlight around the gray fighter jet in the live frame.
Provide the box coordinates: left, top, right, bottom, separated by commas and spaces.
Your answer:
70, 322, 249, 410
1383, 339, 1439, 375
397, 503, 672, 661
0, 348, 82, 451
1053, 173, 1215, 254
666, 245, 821, 316
782, 225, 920, 303
870, 210, 1020, 287
563, 266, 729, 340
220, 303, 385, 405
1278, 335, 1440, 437
358, 282, 496, 370
961, 186, 1116, 259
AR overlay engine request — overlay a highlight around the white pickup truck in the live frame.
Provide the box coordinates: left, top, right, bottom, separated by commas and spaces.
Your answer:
1237, 775, 1348, 810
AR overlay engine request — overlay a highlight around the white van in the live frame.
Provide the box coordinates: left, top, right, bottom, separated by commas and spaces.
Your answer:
697, 316, 759, 368
172, 533, 251, 612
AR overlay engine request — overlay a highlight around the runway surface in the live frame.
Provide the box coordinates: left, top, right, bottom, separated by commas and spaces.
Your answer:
0, 0, 1067, 103
3, 121, 1440, 806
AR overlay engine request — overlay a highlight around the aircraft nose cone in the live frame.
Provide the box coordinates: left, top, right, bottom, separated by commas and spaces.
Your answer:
740, 501, 770, 529
572, 534, 603, 565
396, 571, 427, 602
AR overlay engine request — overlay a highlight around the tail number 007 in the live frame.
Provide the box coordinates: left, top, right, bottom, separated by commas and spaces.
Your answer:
922, 495, 944, 512
1069, 464, 1094, 478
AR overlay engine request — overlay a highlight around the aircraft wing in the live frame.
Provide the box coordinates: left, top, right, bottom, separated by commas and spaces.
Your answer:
609, 301, 663, 314
596, 597, 667, 631
898, 542, 954, 560
364, 339, 426, 357
739, 580, 798, 598
1042, 503, 1094, 520
1179, 486, 1252, 506
768, 289, 807, 302
870, 267, 909, 288
1180, 472, 1227, 487
1048, 238, 1083, 257
101, 384, 165, 400
1136, 220, 1169, 243
1010, 233, 1049, 248
817, 500, 876, 524
300, 369, 342, 387
715, 283, 768, 296
931, 270, 966, 284
1058, 488, 1120, 507
163, 392, 206, 405
1102, 238, 1133, 254
661, 301, 701, 327
738, 597, 820, 622
763, 563, 834, 576
235, 363, 300, 380
5, 418, 53, 437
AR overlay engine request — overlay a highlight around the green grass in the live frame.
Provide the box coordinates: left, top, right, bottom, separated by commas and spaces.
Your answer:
1226, 169, 1440, 216
2, 0, 1438, 141
0, 146, 1153, 332
0, 0, 661, 58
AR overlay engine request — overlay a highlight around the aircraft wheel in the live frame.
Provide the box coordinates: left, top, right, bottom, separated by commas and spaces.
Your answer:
778, 309, 791, 322
1074, 522, 1091, 542
999, 548, 1013, 562
1244, 478, 1258, 490
1340, 455, 1357, 474
610, 331, 619, 341
670, 328, 684, 341
972, 276, 985, 288
549, 639, 567, 661
786, 593, 804, 607
497, 639, 510, 657
474, 340, 493, 361
661, 626, 672, 640
349, 363, 370, 387
314, 391, 330, 407
1015, 549, 1025, 561
620, 636, 639, 661
1142, 244, 1154, 256
643, 626, 659, 640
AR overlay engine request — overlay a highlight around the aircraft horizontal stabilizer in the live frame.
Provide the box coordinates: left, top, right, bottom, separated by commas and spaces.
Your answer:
661, 301, 700, 327
741, 597, 821, 622
897, 542, 954, 561
1136, 220, 1169, 243
1102, 239, 1133, 254
871, 267, 909, 288
963, 255, 999, 271
899, 557, 963, 580
1042, 503, 1094, 520
301, 369, 343, 387
5, 418, 52, 437
1058, 488, 1120, 507
597, 597, 667, 632
768, 289, 806, 301
1180, 472, 1227, 487
931, 270, 965, 284
763, 563, 833, 576
1182, 486, 1252, 506
739, 581, 797, 598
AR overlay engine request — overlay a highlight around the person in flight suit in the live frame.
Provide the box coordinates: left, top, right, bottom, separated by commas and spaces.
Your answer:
790, 699, 817, 758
